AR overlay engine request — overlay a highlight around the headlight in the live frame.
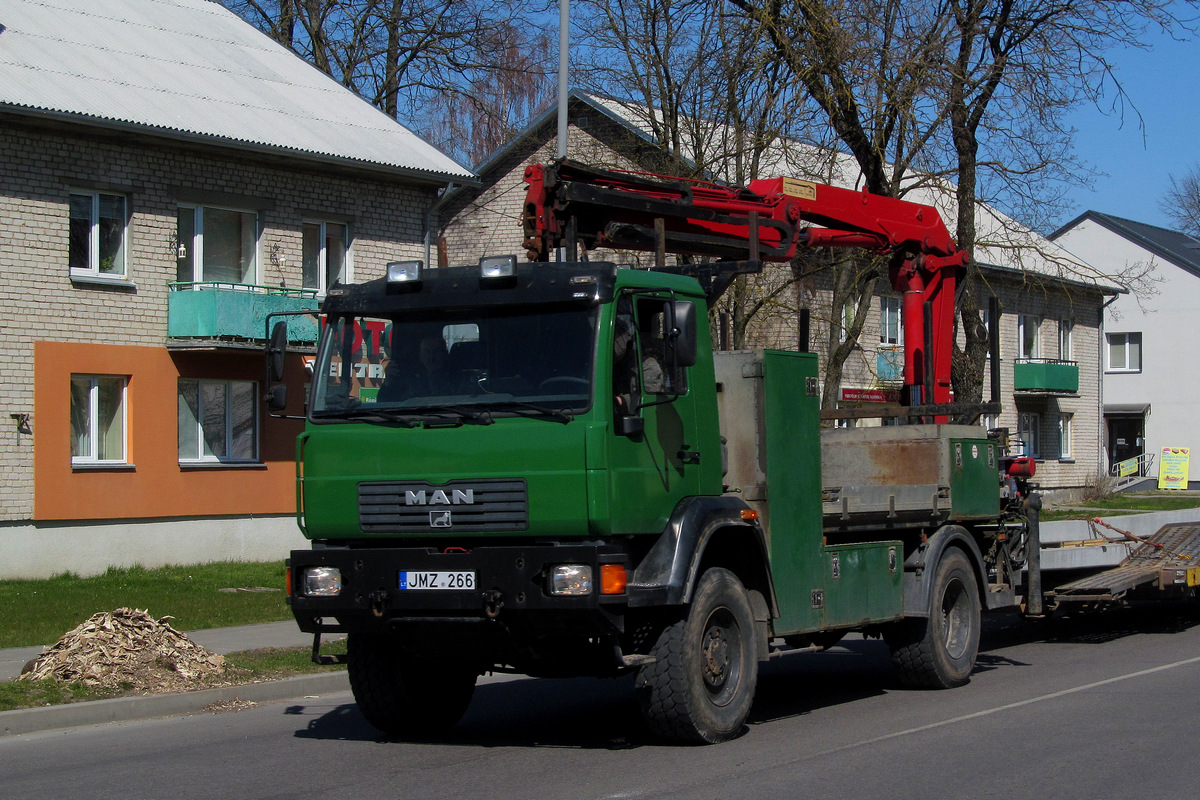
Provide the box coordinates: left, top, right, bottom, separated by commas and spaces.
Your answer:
548, 564, 592, 596
301, 566, 342, 597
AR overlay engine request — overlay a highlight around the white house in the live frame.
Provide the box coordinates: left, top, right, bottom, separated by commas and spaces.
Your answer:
1051, 212, 1200, 487
0, 0, 474, 577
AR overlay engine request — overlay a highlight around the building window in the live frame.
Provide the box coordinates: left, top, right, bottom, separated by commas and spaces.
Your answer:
1018, 412, 1041, 458
1018, 315, 1040, 359
303, 221, 350, 293
880, 296, 902, 346
177, 379, 259, 463
70, 375, 127, 464
69, 191, 127, 279
1059, 319, 1073, 361
176, 206, 259, 286
1106, 332, 1142, 372
1058, 413, 1073, 459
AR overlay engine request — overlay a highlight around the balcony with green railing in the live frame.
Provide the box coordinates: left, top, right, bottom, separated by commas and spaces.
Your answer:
1013, 358, 1079, 395
167, 282, 319, 343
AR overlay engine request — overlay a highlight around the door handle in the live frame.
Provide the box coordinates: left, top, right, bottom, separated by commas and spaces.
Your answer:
678, 447, 701, 465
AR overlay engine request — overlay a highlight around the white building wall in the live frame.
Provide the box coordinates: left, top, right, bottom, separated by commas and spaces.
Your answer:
1053, 219, 1200, 477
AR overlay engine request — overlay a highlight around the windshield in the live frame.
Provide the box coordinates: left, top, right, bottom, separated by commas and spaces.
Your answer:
311, 305, 598, 421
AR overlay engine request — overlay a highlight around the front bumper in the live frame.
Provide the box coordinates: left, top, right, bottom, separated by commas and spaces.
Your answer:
288, 543, 629, 635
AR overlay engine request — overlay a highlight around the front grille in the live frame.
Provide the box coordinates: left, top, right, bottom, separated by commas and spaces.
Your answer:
358, 478, 528, 533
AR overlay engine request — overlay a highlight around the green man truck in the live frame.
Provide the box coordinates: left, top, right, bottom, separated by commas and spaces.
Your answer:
271, 161, 1041, 743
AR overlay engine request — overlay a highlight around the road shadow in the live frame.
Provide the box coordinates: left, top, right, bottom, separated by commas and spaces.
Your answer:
293, 674, 653, 749
289, 600, 1200, 747
292, 641, 903, 747
980, 599, 1200, 650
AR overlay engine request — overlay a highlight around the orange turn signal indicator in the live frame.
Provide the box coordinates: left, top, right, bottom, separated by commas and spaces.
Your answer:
741, 509, 758, 521
600, 564, 628, 595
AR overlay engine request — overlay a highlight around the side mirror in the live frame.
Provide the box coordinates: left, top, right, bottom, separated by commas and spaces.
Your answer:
616, 414, 645, 438
266, 384, 288, 412
671, 300, 698, 368
267, 320, 289, 382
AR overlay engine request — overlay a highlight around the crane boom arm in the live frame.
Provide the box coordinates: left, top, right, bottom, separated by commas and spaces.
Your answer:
522, 159, 969, 409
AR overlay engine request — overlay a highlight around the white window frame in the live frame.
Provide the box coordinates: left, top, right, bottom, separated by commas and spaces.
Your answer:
1059, 319, 1073, 361
176, 205, 260, 287
1106, 332, 1142, 373
302, 220, 352, 295
177, 379, 260, 464
1018, 412, 1041, 459
880, 296, 903, 347
1018, 315, 1041, 360
71, 375, 128, 465
69, 190, 128, 281
1058, 413, 1073, 459
981, 412, 999, 433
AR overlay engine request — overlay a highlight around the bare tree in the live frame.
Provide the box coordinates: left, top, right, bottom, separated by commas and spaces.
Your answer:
1161, 167, 1200, 237
218, 1, 555, 166
729, 0, 1193, 411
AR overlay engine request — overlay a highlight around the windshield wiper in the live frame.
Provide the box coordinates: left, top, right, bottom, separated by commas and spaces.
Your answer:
412, 405, 495, 426
488, 400, 575, 424
320, 407, 420, 427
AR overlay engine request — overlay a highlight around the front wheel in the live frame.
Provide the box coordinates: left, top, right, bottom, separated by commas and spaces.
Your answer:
635, 568, 759, 743
347, 631, 478, 737
885, 548, 981, 688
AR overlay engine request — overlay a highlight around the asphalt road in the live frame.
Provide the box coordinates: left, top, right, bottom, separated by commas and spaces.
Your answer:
4, 605, 1200, 800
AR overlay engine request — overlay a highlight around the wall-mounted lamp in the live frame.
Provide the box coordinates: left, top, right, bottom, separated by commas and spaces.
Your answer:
11, 413, 31, 444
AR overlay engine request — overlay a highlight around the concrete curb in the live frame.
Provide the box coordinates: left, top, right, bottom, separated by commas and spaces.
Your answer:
0, 671, 349, 737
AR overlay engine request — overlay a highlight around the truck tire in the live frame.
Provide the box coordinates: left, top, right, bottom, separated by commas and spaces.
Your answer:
635, 568, 758, 743
347, 631, 477, 737
886, 548, 980, 689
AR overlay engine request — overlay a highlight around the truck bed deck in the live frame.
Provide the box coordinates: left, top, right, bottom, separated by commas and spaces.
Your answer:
1050, 523, 1200, 606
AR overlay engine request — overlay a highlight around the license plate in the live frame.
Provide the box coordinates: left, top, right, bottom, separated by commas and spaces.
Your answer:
399, 571, 476, 590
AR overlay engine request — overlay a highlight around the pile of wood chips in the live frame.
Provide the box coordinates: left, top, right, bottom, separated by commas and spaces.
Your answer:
21, 608, 229, 693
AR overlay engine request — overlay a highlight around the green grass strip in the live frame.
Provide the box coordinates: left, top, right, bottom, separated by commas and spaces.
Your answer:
0, 562, 292, 649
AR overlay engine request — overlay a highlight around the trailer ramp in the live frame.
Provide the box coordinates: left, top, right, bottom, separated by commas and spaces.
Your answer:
1050, 523, 1200, 608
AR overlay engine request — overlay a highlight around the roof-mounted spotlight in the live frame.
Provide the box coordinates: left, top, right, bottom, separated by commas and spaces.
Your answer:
387, 260, 423, 283
480, 255, 517, 281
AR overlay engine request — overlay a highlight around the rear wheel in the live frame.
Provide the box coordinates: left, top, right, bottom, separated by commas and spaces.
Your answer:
636, 568, 758, 743
347, 631, 477, 737
886, 548, 981, 688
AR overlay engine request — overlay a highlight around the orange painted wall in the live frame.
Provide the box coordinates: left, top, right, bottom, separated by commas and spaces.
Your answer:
34, 341, 307, 521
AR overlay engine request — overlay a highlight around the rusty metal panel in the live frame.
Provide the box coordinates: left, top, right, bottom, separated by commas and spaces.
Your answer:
820, 424, 981, 488
714, 351, 767, 505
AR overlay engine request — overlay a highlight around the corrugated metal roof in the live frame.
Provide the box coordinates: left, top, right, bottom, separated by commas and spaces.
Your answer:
0, 0, 475, 182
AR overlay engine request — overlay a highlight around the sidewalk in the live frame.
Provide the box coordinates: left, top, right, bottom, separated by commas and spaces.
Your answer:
0, 621, 349, 737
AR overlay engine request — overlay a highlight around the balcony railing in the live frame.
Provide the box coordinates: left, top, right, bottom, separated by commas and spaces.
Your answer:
1013, 358, 1079, 394
167, 282, 319, 342
877, 346, 903, 382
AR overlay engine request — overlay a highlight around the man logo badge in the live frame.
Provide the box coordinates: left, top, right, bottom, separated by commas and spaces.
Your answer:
430, 510, 452, 528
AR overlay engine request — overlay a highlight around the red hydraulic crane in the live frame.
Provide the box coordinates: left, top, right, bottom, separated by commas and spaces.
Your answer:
523, 159, 971, 411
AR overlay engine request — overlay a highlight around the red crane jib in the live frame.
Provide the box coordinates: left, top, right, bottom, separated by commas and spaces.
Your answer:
522, 160, 968, 408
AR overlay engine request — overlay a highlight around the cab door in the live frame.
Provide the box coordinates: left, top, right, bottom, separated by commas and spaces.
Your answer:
605, 292, 708, 534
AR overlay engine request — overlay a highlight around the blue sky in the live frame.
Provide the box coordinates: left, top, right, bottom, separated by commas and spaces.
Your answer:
1053, 27, 1200, 233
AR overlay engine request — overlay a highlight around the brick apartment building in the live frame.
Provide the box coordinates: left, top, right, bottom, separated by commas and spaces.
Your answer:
441, 91, 1120, 496
0, 0, 474, 577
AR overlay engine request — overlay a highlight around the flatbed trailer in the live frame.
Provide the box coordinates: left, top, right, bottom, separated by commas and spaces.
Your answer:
1050, 522, 1200, 608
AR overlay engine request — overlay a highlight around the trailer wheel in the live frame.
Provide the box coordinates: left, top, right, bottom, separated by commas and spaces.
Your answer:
635, 568, 758, 743
886, 548, 980, 689
347, 631, 477, 737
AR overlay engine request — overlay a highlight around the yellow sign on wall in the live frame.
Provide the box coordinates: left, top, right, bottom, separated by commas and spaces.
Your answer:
1158, 447, 1191, 490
